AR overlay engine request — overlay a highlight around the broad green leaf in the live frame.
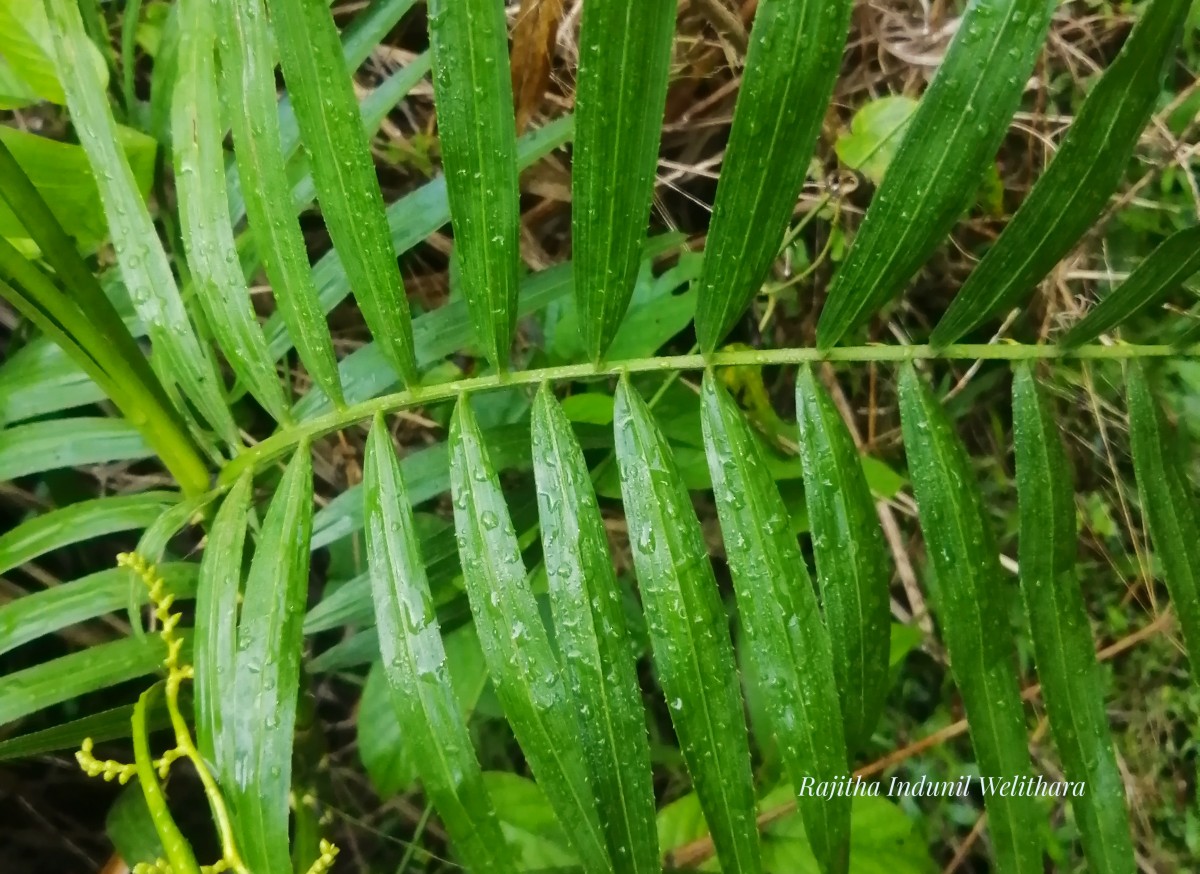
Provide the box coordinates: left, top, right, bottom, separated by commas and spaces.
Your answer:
572, 0, 674, 361
107, 784, 167, 869
0, 56, 39, 109
695, 0, 854, 352
172, 0, 291, 424
44, 0, 239, 448
269, 0, 418, 387
834, 96, 919, 185
363, 414, 516, 872
936, 0, 1190, 345
449, 398, 610, 870
700, 373, 849, 874
0, 563, 197, 658
0, 417, 151, 481
658, 788, 936, 874
0, 0, 107, 103
933, 0, 1192, 346
194, 472, 251, 770
1127, 363, 1200, 673
531, 386, 659, 873
757, 789, 936, 874
427, 0, 521, 368
795, 366, 891, 754
552, 252, 702, 365
0, 336, 104, 424
0, 491, 177, 577
483, 772, 581, 869
0, 634, 171, 727
817, 0, 1055, 349
357, 662, 418, 797
0, 701, 170, 761
560, 392, 617, 426
0, 126, 156, 246
613, 377, 762, 874
215, 0, 345, 408
1012, 365, 1135, 874
1062, 224, 1200, 347
358, 659, 423, 795
227, 447, 313, 874
897, 364, 1041, 874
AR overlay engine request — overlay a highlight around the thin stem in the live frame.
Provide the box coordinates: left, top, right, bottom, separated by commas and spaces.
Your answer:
220, 341, 1199, 486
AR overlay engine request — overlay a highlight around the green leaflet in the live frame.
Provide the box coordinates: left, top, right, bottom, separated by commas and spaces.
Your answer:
571, 0, 674, 362
0, 634, 172, 727
226, 0, 419, 224
44, 0, 239, 449
0, 125, 155, 247
694, 0, 855, 352
0, 417, 151, 481
215, 0, 345, 408
194, 472, 251, 771
0, 491, 177, 577
427, 0, 521, 369
794, 365, 891, 755
1127, 363, 1200, 673
933, 0, 1191, 346
136, 491, 221, 566
172, 0, 290, 424
817, 0, 1055, 349
613, 377, 762, 874
1063, 225, 1200, 348
0, 336, 103, 423
269, 0, 419, 387
449, 398, 610, 872
226, 447, 313, 874
285, 52, 432, 220
1012, 366, 1135, 874
0, 0, 107, 105
363, 414, 517, 873
262, 117, 569, 366
291, 230, 680, 420
531, 386, 659, 873
0, 144, 206, 496
0, 701, 171, 761
0, 119, 574, 430
897, 364, 1041, 874
700, 373, 849, 874
0, 563, 197, 658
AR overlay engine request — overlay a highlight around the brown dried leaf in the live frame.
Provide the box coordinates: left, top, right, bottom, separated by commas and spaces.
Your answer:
510, 0, 566, 133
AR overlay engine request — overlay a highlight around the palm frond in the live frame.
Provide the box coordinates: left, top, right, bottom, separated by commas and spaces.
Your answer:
1, 2, 1196, 871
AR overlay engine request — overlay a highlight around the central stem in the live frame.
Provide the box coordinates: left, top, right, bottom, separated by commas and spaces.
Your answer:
219, 341, 1196, 486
